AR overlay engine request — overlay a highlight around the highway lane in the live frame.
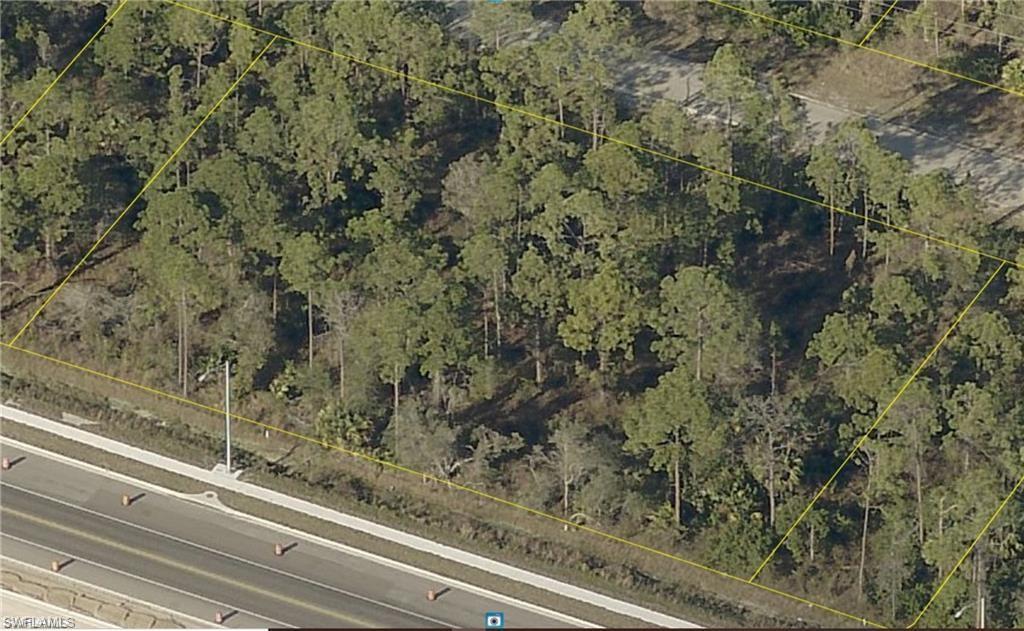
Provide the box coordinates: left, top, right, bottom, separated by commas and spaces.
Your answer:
1, 484, 444, 628
0, 443, 578, 628
2, 536, 283, 628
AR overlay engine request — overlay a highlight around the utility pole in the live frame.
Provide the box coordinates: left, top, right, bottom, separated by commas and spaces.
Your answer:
225, 359, 232, 473
979, 595, 985, 630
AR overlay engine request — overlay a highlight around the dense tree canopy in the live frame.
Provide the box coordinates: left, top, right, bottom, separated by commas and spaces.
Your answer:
2, 1, 1022, 627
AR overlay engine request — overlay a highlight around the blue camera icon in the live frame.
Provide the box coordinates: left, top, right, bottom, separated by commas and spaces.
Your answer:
485, 611, 505, 628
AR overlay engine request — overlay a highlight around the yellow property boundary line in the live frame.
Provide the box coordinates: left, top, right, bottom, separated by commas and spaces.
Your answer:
858, 0, 899, 46
8, 0, 1020, 344
705, 0, 1024, 100
1, 2, 1017, 626
908, 469, 1024, 627
750, 261, 1007, 581
0, 1, 129, 147
0, 340, 885, 629
159, 0, 1020, 272
6, 35, 280, 346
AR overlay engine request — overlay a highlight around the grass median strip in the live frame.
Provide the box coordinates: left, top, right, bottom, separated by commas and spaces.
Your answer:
0, 419, 645, 629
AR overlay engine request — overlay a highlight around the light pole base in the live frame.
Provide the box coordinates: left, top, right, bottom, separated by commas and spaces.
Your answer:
211, 463, 244, 479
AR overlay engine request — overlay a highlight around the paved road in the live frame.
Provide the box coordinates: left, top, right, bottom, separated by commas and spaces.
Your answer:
3, 405, 694, 628
0, 443, 575, 629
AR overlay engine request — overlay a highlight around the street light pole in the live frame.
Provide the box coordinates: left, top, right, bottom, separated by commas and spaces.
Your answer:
225, 359, 231, 473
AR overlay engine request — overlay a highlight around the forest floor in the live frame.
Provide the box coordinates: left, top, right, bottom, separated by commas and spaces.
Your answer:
630, 16, 1024, 227
2, 205, 998, 629
4, 3, 1021, 627
0, 361, 847, 629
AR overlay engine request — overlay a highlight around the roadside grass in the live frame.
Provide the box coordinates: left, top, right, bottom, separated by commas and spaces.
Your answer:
0, 419, 639, 630
1, 8, 1004, 626
2, 171, 992, 628
1, 355, 863, 628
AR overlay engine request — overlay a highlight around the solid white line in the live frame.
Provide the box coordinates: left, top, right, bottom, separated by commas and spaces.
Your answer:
0, 432, 605, 628
1, 481, 455, 628
1, 411, 619, 627
0, 536, 289, 628
0, 555, 212, 628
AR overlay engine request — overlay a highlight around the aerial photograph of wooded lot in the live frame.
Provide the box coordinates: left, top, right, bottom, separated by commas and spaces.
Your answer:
1, 1, 1023, 629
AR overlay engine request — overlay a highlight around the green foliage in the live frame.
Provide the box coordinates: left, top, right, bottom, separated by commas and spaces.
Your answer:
466, 1, 534, 51
702, 44, 757, 123
558, 263, 642, 374
808, 310, 900, 412
387, 402, 460, 476
280, 233, 328, 295
270, 363, 302, 402
705, 514, 773, 574
774, 1, 856, 43
624, 366, 720, 525
653, 265, 760, 384
6, 5, 1024, 623
1001, 58, 1024, 91
315, 404, 376, 451
466, 355, 504, 402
